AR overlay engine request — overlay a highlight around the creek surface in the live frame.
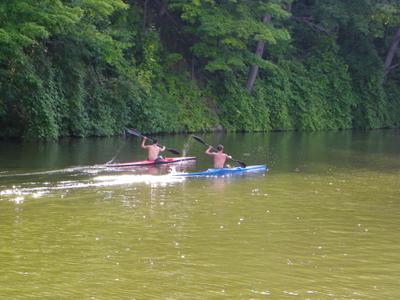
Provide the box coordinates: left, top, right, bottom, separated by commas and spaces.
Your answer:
1, 130, 399, 299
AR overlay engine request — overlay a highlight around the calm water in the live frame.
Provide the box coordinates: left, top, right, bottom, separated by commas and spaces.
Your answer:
0, 130, 399, 299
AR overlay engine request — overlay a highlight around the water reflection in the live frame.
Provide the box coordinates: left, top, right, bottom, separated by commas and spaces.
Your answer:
0, 130, 399, 299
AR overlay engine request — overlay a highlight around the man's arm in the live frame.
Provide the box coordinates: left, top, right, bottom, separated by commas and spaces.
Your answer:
205, 146, 215, 156
141, 137, 148, 149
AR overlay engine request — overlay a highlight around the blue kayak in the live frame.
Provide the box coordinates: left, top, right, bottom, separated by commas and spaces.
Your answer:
173, 165, 267, 177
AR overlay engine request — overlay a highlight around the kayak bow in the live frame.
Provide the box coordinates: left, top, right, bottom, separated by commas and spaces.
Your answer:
173, 165, 267, 177
107, 157, 196, 167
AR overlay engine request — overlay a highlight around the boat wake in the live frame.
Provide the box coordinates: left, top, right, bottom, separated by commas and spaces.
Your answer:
0, 165, 109, 178
0, 168, 185, 203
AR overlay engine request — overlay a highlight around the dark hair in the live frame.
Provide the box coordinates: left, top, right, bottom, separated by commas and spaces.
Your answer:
216, 144, 224, 151
152, 139, 158, 144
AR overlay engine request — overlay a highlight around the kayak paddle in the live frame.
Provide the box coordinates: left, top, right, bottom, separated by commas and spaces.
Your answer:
191, 135, 247, 167
126, 128, 180, 155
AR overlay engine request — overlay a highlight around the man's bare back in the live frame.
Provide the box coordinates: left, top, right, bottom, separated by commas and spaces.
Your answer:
205, 145, 232, 168
141, 137, 165, 160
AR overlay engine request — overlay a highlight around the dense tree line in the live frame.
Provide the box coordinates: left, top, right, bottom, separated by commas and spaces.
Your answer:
0, 0, 399, 139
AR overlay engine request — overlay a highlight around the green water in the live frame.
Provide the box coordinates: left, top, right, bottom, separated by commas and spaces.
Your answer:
1, 130, 399, 299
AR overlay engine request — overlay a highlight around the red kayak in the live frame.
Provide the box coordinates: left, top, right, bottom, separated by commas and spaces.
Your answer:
106, 157, 196, 167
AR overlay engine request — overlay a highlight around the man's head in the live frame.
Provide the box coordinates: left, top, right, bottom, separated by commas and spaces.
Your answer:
152, 139, 158, 145
216, 144, 224, 151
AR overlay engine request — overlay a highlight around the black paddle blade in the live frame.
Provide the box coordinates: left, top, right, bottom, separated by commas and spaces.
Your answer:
191, 135, 207, 145
233, 159, 246, 168
126, 128, 141, 137
126, 128, 156, 143
167, 148, 180, 155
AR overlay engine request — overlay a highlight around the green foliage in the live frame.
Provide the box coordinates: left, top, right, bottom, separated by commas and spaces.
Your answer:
169, 0, 290, 73
211, 75, 270, 131
385, 76, 400, 128
0, 0, 133, 139
304, 44, 355, 129
0, 0, 399, 139
341, 32, 390, 129
0, 1, 81, 60
209, 35, 358, 132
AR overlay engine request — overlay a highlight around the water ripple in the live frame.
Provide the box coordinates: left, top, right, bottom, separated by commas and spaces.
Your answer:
0, 174, 185, 203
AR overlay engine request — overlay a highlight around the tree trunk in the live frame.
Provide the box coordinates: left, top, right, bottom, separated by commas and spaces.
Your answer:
191, 55, 196, 80
383, 26, 400, 80
246, 15, 271, 94
143, 0, 149, 31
